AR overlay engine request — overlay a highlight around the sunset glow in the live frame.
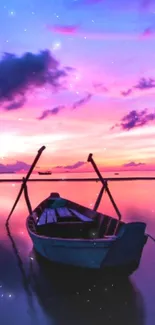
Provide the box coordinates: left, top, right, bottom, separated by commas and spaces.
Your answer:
1, 0, 155, 173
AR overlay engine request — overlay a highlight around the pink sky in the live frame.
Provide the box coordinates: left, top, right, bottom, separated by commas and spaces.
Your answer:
0, 0, 155, 172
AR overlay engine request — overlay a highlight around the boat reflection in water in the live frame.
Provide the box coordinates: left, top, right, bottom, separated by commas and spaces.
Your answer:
28, 248, 145, 325
1, 232, 146, 325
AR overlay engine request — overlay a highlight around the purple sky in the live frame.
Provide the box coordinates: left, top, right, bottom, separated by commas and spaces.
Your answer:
0, 0, 155, 172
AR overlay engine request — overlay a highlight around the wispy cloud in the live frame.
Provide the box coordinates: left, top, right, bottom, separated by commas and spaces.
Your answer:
72, 93, 92, 109
65, 161, 86, 169
55, 161, 86, 170
93, 83, 108, 93
4, 97, 26, 110
38, 93, 93, 120
47, 22, 151, 41
134, 78, 155, 90
0, 161, 31, 173
123, 161, 146, 167
112, 109, 155, 131
0, 50, 68, 109
38, 105, 65, 120
47, 24, 79, 35
121, 77, 155, 97
121, 89, 133, 97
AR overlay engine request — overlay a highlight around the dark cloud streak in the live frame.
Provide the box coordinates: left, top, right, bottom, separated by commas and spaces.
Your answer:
112, 109, 155, 131
134, 78, 155, 90
121, 89, 133, 97
38, 93, 93, 120
121, 77, 155, 97
72, 93, 92, 109
38, 105, 65, 120
0, 50, 67, 109
5, 97, 26, 110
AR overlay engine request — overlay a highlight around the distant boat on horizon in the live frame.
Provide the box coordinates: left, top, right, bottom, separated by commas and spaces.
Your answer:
114, 172, 119, 175
38, 171, 52, 175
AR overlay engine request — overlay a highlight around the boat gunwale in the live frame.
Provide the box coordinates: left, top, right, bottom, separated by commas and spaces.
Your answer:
26, 216, 123, 244
33, 195, 122, 225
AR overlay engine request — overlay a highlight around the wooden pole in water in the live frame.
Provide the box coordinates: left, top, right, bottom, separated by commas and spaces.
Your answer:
93, 185, 105, 211
6, 146, 46, 225
23, 177, 33, 215
87, 153, 122, 220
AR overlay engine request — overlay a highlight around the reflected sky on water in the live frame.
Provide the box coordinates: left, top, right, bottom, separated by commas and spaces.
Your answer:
0, 173, 155, 324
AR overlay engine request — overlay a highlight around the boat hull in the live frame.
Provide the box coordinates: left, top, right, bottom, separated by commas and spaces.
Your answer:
27, 220, 147, 275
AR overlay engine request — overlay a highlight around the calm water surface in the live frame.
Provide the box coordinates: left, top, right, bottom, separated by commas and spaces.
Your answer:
0, 172, 155, 325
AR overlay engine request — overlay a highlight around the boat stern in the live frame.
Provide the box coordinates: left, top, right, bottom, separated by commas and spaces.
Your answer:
101, 222, 147, 275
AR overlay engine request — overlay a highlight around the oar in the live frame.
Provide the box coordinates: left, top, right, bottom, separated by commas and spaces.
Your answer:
6, 145, 46, 225
87, 153, 122, 220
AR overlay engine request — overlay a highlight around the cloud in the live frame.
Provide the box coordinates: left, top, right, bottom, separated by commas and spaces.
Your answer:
65, 161, 85, 169
38, 93, 92, 120
93, 83, 108, 93
0, 50, 67, 109
72, 93, 92, 109
38, 105, 65, 120
121, 77, 155, 97
0, 161, 31, 173
121, 89, 133, 97
64, 66, 76, 72
112, 109, 155, 131
4, 97, 26, 110
48, 24, 79, 35
48, 20, 154, 41
55, 161, 86, 170
123, 161, 146, 167
134, 78, 155, 90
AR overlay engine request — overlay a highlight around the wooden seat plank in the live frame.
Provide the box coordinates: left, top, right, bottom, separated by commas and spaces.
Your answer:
69, 209, 93, 222
37, 210, 47, 225
47, 209, 57, 223
56, 207, 72, 218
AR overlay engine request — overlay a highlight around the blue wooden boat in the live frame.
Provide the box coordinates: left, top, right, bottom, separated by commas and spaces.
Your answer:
26, 192, 147, 275
6, 147, 148, 276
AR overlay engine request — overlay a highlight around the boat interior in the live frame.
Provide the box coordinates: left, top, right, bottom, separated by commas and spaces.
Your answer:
28, 194, 124, 239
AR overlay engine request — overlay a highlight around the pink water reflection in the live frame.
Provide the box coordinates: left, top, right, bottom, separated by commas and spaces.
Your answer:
0, 177, 155, 324
1, 177, 155, 238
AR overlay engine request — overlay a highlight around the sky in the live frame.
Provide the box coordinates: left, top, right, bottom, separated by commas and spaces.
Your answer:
0, 0, 155, 173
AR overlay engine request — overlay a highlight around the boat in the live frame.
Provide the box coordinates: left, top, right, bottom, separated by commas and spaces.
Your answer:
38, 171, 52, 175
26, 193, 147, 275
114, 172, 119, 175
6, 146, 148, 276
